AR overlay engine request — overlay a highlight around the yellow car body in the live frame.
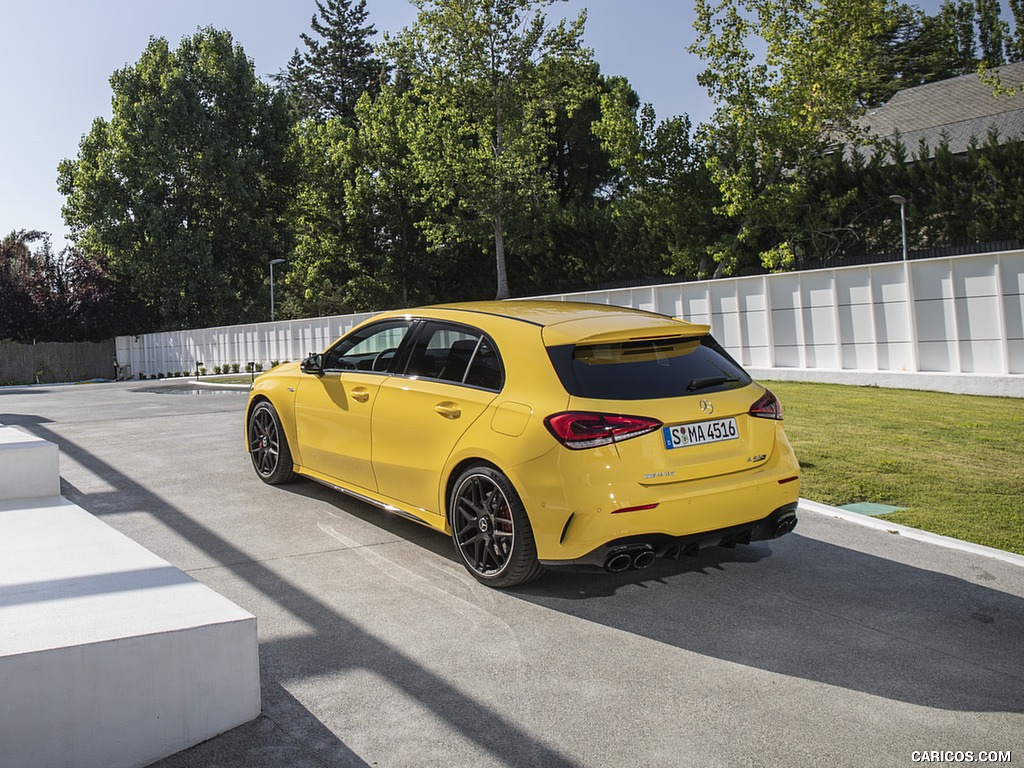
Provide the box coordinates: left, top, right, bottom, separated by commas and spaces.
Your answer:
246, 300, 800, 587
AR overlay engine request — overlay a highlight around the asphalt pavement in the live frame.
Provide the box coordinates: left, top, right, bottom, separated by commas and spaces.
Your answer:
1, 379, 1022, 768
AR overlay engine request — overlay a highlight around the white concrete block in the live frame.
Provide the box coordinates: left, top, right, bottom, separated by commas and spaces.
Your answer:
0, 427, 60, 501
0, 497, 261, 768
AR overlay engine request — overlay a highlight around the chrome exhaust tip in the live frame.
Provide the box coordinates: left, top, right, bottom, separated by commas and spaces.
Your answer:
632, 549, 656, 569
605, 545, 656, 572
605, 552, 634, 572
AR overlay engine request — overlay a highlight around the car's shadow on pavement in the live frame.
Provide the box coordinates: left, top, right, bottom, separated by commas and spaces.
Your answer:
284, 474, 1024, 714
274, 470, 1024, 714
509, 532, 1024, 714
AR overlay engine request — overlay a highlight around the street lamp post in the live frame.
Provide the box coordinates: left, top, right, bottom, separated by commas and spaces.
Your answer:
889, 194, 908, 261
269, 258, 285, 322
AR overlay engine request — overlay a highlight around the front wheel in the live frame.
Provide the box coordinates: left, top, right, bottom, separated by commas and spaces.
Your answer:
248, 400, 295, 485
449, 466, 543, 588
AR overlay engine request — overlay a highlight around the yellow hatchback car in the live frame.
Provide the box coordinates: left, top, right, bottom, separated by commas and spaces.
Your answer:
246, 300, 800, 587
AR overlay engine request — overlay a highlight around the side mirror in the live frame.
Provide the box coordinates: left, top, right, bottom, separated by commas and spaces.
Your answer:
300, 353, 324, 376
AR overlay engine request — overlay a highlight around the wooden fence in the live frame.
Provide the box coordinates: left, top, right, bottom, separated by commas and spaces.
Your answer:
0, 340, 117, 385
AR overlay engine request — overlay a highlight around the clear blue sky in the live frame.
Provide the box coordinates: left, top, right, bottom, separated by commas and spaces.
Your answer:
1, 0, 948, 252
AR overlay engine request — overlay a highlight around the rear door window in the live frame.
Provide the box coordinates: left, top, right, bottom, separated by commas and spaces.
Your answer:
402, 321, 504, 391
546, 335, 750, 400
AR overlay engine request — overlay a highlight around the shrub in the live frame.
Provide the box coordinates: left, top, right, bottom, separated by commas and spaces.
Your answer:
231, 363, 240, 373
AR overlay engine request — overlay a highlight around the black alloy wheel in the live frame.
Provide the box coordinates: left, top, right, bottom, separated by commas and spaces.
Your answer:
449, 465, 542, 588
248, 400, 295, 485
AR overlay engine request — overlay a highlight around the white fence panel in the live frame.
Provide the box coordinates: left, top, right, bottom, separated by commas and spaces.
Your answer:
116, 251, 1024, 396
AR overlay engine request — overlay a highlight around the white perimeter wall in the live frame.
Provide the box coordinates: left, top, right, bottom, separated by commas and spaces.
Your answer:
117, 311, 376, 379
116, 250, 1024, 397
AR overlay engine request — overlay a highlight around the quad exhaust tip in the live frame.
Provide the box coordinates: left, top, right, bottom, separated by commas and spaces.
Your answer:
603, 510, 797, 572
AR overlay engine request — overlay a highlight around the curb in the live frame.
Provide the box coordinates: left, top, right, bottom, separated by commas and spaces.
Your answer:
193, 380, 252, 391
799, 498, 1024, 569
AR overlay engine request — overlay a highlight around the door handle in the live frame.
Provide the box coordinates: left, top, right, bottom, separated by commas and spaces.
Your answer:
434, 402, 461, 420
351, 387, 370, 403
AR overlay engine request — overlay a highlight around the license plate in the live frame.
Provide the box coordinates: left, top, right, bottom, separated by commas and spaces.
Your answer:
662, 417, 739, 449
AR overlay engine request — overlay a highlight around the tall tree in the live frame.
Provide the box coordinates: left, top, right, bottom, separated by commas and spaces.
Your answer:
277, 0, 384, 123
344, 89, 439, 306
0, 231, 48, 341
0, 231, 147, 341
385, 0, 595, 299
1008, 0, 1024, 62
58, 28, 295, 330
939, 0, 981, 72
595, 79, 724, 280
975, 0, 1009, 67
689, 0, 902, 274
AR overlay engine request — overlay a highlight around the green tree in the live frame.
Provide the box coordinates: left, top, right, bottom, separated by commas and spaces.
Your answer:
1008, 0, 1024, 62
595, 78, 725, 280
689, 0, 903, 274
284, 87, 445, 318
1, 231, 48, 341
385, 0, 595, 299
517, 69, 657, 294
281, 118, 358, 317
939, 0, 981, 72
858, 4, 977, 103
58, 28, 294, 330
344, 89, 441, 306
975, 0, 1009, 66
276, 0, 384, 123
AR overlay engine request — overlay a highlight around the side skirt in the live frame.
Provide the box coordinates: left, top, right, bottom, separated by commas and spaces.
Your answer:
298, 470, 444, 531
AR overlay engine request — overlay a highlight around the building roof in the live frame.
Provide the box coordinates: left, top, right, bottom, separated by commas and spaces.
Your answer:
857, 61, 1024, 155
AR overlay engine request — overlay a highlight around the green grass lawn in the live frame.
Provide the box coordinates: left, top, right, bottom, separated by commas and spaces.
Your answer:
767, 381, 1024, 555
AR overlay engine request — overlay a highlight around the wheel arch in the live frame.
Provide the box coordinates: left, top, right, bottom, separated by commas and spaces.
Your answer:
442, 457, 504, 532
244, 394, 272, 452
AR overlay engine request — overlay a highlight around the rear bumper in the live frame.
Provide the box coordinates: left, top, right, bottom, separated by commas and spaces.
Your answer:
539, 502, 798, 570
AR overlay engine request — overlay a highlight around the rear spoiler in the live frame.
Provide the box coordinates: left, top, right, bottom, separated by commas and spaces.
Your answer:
543, 316, 710, 347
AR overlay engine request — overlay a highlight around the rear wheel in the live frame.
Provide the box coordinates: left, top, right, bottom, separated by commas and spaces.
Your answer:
248, 400, 295, 485
449, 465, 543, 588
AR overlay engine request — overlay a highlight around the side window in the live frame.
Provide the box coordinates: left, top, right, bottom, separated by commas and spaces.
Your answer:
465, 337, 502, 390
402, 322, 504, 390
322, 320, 412, 373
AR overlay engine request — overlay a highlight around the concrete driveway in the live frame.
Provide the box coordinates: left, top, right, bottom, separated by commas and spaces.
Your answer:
1, 380, 1021, 767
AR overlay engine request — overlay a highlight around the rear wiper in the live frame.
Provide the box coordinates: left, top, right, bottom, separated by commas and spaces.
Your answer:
686, 375, 742, 392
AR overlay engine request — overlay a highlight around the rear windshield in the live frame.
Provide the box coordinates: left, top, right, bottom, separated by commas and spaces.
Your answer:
546, 335, 751, 400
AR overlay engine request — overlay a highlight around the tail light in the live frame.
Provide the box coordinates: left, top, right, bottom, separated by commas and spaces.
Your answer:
749, 389, 783, 420
545, 412, 663, 450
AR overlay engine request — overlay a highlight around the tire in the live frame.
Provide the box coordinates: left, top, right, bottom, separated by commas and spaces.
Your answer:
449, 465, 543, 588
248, 400, 295, 485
